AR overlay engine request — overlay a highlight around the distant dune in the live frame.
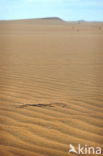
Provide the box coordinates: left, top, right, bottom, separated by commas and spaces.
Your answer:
0, 18, 103, 156
38, 17, 63, 21
0, 17, 65, 25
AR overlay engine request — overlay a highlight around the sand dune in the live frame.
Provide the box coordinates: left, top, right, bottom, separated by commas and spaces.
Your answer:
0, 18, 103, 156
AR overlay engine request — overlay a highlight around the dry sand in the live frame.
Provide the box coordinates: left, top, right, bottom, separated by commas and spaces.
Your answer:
0, 18, 103, 156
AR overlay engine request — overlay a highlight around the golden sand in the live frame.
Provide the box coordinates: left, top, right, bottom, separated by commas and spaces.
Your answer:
0, 19, 103, 156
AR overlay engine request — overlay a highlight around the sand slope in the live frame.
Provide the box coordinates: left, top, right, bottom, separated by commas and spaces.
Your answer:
0, 19, 103, 156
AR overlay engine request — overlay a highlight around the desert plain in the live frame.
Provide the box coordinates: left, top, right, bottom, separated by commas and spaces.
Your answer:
0, 18, 103, 156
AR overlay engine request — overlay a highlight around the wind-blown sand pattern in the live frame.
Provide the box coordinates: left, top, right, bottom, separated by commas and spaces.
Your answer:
0, 18, 103, 156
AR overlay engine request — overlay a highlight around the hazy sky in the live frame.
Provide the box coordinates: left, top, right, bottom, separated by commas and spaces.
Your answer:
0, 0, 103, 21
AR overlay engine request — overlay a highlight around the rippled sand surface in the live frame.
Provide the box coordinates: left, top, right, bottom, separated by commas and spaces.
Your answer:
0, 19, 103, 156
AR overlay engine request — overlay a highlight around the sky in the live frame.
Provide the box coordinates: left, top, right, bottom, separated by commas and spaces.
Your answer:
0, 0, 103, 21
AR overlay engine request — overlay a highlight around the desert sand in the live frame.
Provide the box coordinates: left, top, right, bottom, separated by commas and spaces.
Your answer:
0, 18, 103, 156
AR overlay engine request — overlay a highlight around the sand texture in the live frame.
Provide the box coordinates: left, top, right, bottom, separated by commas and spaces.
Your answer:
0, 19, 103, 156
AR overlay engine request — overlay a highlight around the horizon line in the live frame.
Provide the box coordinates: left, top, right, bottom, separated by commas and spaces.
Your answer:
0, 17, 103, 22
